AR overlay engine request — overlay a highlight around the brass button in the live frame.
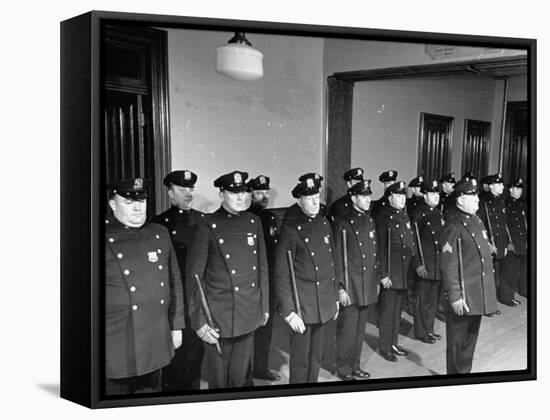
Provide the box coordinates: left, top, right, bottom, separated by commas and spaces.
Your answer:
117, 253, 123, 259
132, 305, 138, 311
130, 286, 136, 292
123, 269, 130, 275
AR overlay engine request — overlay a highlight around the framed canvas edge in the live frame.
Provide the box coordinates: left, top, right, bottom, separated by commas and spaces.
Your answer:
60, 9, 537, 409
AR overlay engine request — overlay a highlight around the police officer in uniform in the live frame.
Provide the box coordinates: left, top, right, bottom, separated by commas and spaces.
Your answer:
151, 170, 205, 391
438, 172, 456, 217
245, 175, 281, 382
406, 176, 425, 217
333, 180, 379, 380
105, 178, 185, 395
504, 178, 528, 299
328, 167, 365, 222
478, 173, 517, 306
186, 171, 269, 389
440, 177, 498, 374
370, 170, 398, 219
411, 180, 444, 344
375, 181, 423, 362
283, 172, 328, 222
274, 175, 339, 384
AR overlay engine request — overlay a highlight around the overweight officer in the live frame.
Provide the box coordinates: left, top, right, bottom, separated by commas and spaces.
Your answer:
370, 170, 398, 219
505, 178, 528, 298
283, 172, 327, 223
186, 171, 269, 389
479, 173, 516, 306
105, 178, 185, 395
274, 176, 339, 384
406, 176, 425, 217
245, 175, 281, 382
439, 172, 456, 217
375, 181, 423, 362
328, 167, 365, 222
151, 170, 205, 391
411, 180, 444, 344
333, 180, 379, 380
440, 177, 498, 374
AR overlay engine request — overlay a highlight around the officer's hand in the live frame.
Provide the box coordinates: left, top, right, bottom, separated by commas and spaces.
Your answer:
262, 312, 270, 326
338, 289, 352, 307
489, 243, 498, 255
381, 277, 392, 289
507, 243, 516, 254
196, 324, 220, 344
285, 312, 306, 334
333, 301, 339, 321
450, 299, 470, 316
171, 330, 183, 349
416, 265, 428, 278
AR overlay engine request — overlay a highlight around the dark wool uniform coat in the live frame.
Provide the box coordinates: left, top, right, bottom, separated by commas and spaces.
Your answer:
283, 202, 328, 223
370, 194, 389, 219
186, 206, 269, 338
329, 194, 352, 223
375, 206, 420, 289
105, 216, 186, 379
478, 193, 509, 259
439, 210, 498, 315
505, 197, 528, 256
333, 208, 380, 306
411, 204, 445, 280
274, 210, 338, 324
406, 195, 424, 218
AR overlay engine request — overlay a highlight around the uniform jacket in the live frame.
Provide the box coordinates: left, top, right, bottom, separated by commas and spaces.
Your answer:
274, 210, 338, 324
186, 206, 269, 338
375, 206, 420, 289
411, 204, 445, 280
333, 208, 380, 306
329, 194, 352, 223
105, 216, 185, 379
283, 202, 328, 223
151, 206, 205, 322
370, 194, 389, 219
439, 191, 457, 218
406, 195, 424, 218
439, 210, 498, 315
505, 197, 528, 256
478, 193, 509, 259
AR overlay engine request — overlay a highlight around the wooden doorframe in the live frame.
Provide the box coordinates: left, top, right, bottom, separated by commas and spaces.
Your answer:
103, 25, 172, 213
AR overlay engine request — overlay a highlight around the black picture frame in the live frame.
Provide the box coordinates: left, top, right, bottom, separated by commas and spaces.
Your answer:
60, 10, 537, 409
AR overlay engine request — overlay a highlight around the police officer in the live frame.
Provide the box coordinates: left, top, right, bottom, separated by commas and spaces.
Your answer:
186, 171, 269, 389
328, 167, 365, 222
406, 176, 425, 217
245, 175, 281, 382
151, 170, 205, 391
283, 172, 328, 222
105, 178, 185, 395
375, 181, 422, 362
274, 175, 339, 384
440, 177, 498, 374
504, 178, 528, 299
479, 173, 516, 306
411, 180, 444, 344
333, 180, 379, 380
370, 170, 398, 219
439, 172, 456, 217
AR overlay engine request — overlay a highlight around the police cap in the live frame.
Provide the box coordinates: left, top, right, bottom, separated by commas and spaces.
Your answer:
343, 167, 365, 182
292, 177, 321, 198
386, 181, 407, 195
247, 175, 271, 191
348, 179, 372, 196
109, 178, 148, 200
163, 170, 197, 188
214, 170, 249, 193
379, 170, 398, 183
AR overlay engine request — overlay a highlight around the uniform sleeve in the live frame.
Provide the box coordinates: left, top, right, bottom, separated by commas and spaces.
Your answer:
185, 218, 209, 331
439, 223, 462, 304
375, 215, 389, 279
408, 216, 422, 269
332, 218, 346, 290
256, 217, 269, 315
273, 223, 297, 318
167, 238, 186, 330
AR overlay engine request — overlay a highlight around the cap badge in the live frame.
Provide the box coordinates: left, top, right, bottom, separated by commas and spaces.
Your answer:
234, 172, 242, 184
133, 178, 143, 190
389, 171, 393, 177
518, 178, 523, 183
419, 176, 423, 182
433, 180, 437, 187
184, 171, 191, 180
260, 176, 266, 184
148, 251, 159, 263
442, 242, 453, 253
306, 178, 314, 188
400, 182, 405, 188
358, 169, 363, 175
472, 179, 477, 186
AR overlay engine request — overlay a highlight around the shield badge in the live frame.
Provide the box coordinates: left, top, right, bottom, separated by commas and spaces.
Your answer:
270, 226, 276, 236
184, 171, 191, 180
247, 234, 255, 246
369, 231, 375, 238
234, 172, 242, 184
148, 251, 159, 262
324, 235, 330, 244
406, 222, 411, 229
482, 230, 488, 239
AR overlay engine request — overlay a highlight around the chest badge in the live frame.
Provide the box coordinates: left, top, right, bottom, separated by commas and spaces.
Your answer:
442, 242, 453, 253
148, 251, 159, 263
369, 231, 375, 239
441, 219, 445, 226
482, 230, 488, 240
406, 222, 411, 229
324, 235, 330, 244
247, 235, 255, 246
270, 226, 276, 236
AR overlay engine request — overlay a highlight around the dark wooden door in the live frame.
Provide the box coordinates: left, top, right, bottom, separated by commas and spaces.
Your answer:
462, 119, 491, 179
103, 25, 171, 217
417, 113, 454, 181
503, 101, 528, 185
